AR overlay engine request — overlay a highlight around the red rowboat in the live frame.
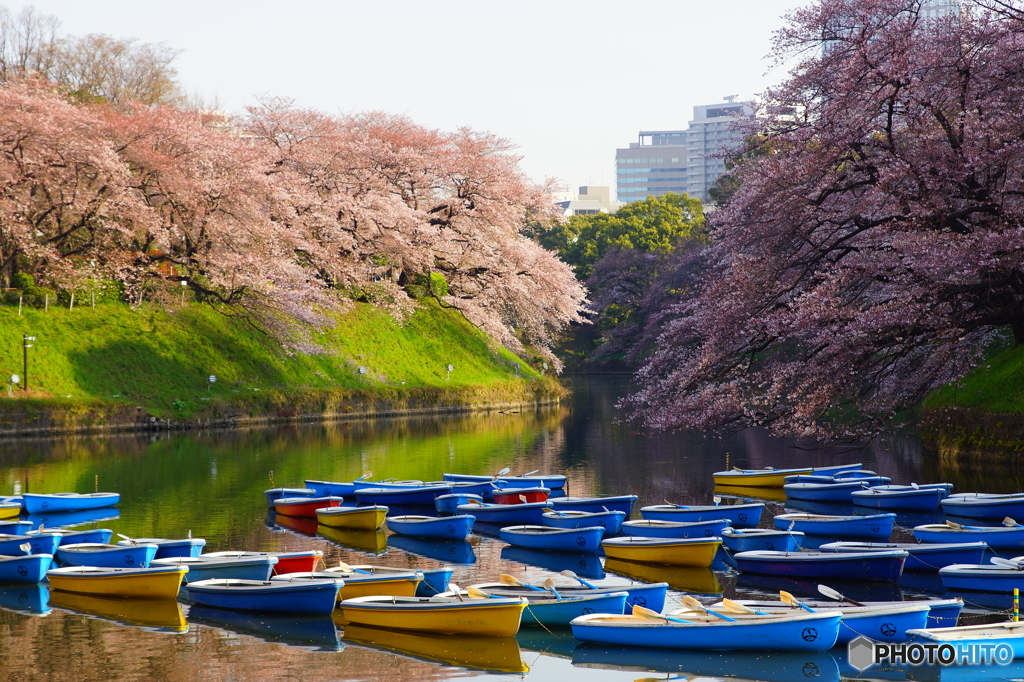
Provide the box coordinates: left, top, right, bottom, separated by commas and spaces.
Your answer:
273, 496, 343, 517
492, 487, 550, 505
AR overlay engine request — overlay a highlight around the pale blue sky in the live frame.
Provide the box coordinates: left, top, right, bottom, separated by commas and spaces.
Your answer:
9, 0, 809, 191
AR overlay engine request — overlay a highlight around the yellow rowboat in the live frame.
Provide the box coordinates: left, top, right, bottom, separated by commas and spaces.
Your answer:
317, 525, 388, 554
712, 467, 812, 488
317, 505, 388, 531
601, 537, 722, 567
47, 565, 188, 599
341, 623, 529, 673
0, 497, 21, 519
603, 557, 723, 594
339, 595, 528, 637
48, 591, 186, 632
714, 484, 788, 503
322, 565, 423, 600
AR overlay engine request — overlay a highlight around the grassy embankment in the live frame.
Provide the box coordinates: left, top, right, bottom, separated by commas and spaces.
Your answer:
923, 343, 1024, 457
0, 299, 559, 432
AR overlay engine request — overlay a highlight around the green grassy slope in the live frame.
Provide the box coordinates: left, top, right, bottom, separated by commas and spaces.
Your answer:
925, 343, 1024, 413
0, 300, 546, 418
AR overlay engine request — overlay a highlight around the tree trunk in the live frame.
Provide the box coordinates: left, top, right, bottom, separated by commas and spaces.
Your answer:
1012, 322, 1024, 346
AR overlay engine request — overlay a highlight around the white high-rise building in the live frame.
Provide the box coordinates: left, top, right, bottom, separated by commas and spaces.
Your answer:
685, 98, 754, 203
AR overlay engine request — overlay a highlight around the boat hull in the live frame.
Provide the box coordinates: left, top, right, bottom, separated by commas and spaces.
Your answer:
913, 524, 1024, 549
773, 513, 896, 539
443, 472, 567, 491
186, 578, 341, 614
548, 496, 637, 517
0, 532, 61, 557
621, 519, 730, 540
720, 601, 930, 644
457, 502, 549, 526
355, 485, 451, 506
818, 541, 987, 571
570, 611, 843, 651
733, 550, 907, 581
492, 487, 550, 505
499, 525, 605, 552
435, 493, 483, 514
116, 538, 206, 559
387, 515, 474, 540
851, 488, 943, 511
315, 505, 388, 530
272, 496, 342, 517
908, 621, 1024, 658
21, 492, 119, 514
202, 550, 322, 575
339, 596, 528, 636
0, 553, 52, 583
152, 555, 277, 583
47, 565, 188, 598
542, 510, 626, 534
720, 528, 803, 553
601, 537, 722, 567
939, 564, 1024, 593
941, 495, 1024, 520
712, 468, 812, 488
515, 591, 628, 627
783, 481, 874, 504
264, 488, 316, 506
640, 503, 764, 529
304, 479, 358, 498
55, 543, 158, 569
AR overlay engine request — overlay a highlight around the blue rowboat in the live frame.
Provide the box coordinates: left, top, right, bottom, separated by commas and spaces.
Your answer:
908, 621, 1024, 658
465, 586, 628, 627
443, 472, 567, 491
445, 480, 501, 498
457, 501, 550, 526
303, 478, 365, 498
0, 521, 33, 535
773, 513, 895, 539
27, 528, 113, 547
720, 528, 804, 553
435, 493, 483, 514
548, 495, 637, 517
719, 599, 930, 644
386, 514, 474, 540
871, 483, 954, 498
941, 493, 1024, 520
186, 578, 342, 615
784, 473, 891, 486
913, 523, 1024, 549
818, 541, 987, 571
621, 519, 731, 539
736, 596, 961, 630
115, 537, 206, 559
386, 535, 476, 564
733, 549, 907, 581
0, 553, 53, 583
264, 487, 316, 506
783, 481, 874, 504
498, 525, 605, 552
939, 561, 1024, 592
415, 567, 454, 597
355, 485, 451, 506
571, 609, 843, 651
152, 554, 278, 583
499, 546, 605, 579
542, 509, 626, 534
851, 487, 943, 511
56, 542, 158, 569
21, 492, 119, 515
473, 581, 668, 613
0, 532, 61, 556
640, 503, 765, 528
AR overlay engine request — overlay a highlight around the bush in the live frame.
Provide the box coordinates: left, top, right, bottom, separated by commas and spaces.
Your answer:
12, 273, 34, 290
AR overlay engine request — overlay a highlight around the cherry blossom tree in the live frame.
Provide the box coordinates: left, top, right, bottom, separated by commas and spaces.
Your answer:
627, 0, 1024, 439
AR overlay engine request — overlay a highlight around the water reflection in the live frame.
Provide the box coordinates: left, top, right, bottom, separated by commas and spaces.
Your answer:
49, 591, 186, 632
1, 376, 1023, 681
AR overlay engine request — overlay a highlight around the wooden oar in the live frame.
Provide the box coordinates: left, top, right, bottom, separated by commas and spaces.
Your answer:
719, 598, 769, 615
116, 533, 135, 545
498, 574, 546, 591
780, 590, 816, 612
1004, 517, 1020, 527
946, 520, 963, 529
681, 594, 737, 622
542, 577, 563, 600
633, 604, 692, 624
356, 471, 373, 481
467, 586, 492, 599
991, 557, 1024, 570
337, 560, 372, 575
713, 495, 721, 506
663, 499, 684, 508
559, 569, 597, 589
817, 584, 864, 607
543, 507, 569, 517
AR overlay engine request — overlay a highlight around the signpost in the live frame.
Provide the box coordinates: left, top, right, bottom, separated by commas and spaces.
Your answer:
22, 335, 35, 391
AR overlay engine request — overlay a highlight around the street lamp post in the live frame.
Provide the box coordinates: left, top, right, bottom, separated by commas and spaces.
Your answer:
22, 335, 35, 391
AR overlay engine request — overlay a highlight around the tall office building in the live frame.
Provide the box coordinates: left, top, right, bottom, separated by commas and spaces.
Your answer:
615, 98, 753, 204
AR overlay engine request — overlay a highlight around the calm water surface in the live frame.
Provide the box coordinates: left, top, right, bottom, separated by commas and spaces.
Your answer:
0, 376, 1020, 682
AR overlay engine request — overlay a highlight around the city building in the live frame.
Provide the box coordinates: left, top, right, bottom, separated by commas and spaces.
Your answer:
554, 185, 621, 217
615, 97, 753, 204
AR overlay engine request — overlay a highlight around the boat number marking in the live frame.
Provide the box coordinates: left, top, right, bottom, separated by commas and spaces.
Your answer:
766, 541, 775, 550
17, 565, 28, 576
632, 596, 647, 607
447, 547, 456, 558
125, 555, 135, 565
869, 524, 880, 533
577, 559, 588, 570
582, 607, 595, 614
801, 627, 818, 642
881, 622, 897, 637
447, 524, 456, 534
41, 501, 49, 509
576, 536, 587, 546
738, 513, 748, 522
802, 662, 820, 677
17, 592, 28, 604
705, 529, 713, 536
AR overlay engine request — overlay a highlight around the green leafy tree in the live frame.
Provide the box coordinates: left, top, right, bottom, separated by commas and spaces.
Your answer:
539, 192, 705, 278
